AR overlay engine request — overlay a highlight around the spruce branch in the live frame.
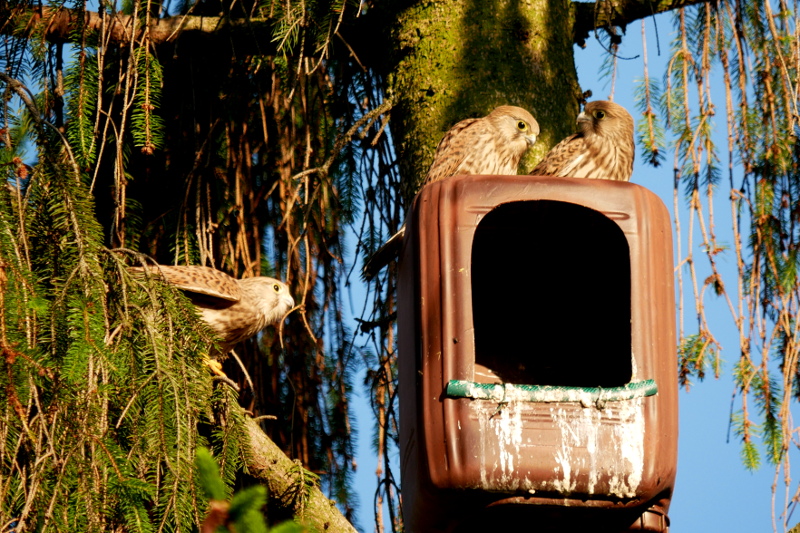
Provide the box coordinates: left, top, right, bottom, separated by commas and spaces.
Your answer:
6, 2, 720, 50
572, 0, 714, 47
2, 5, 304, 49
0, 72, 82, 182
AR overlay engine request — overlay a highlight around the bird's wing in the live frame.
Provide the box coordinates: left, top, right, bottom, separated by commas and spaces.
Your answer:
530, 133, 585, 177
135, 265, 242, 301
421, 118, 481, 186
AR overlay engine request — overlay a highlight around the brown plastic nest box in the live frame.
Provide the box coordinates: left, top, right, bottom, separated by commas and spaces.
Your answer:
397, 175, 677, 533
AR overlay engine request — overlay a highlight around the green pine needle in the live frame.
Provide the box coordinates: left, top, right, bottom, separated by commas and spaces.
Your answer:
196, 447, 228, 501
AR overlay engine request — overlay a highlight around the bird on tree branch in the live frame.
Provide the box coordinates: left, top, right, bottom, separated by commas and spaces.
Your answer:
132, 264, 295, 379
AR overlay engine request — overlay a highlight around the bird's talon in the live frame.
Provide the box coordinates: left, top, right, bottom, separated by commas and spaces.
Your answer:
204, 357, 226, 377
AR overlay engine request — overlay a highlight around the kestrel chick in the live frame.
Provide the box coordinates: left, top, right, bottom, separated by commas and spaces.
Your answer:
531, 100, 634, 182
363, 106, 539, 280
133, 265, 295, 353
422, 105, 539, 186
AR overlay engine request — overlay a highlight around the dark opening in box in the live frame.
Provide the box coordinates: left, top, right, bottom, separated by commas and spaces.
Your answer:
471, 200, 632, 387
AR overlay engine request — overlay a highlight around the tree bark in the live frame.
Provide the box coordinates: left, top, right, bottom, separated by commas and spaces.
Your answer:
2, 6, 224, 44
244, 417, 358, 532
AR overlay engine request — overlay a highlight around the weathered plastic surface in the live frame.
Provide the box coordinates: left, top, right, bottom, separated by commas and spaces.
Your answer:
397, 175, 677, 532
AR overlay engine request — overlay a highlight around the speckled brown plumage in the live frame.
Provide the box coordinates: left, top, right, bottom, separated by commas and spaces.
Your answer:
531, 100, 635, 182
422, 105, 539, 186
133, 265, 295, 353
363, 106, 539, 280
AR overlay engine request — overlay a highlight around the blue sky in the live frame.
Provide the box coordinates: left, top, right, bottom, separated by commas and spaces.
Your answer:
347, 10, 788, 533
585, 15, 784, 532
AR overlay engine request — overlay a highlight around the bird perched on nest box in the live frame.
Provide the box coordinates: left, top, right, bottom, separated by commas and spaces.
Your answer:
420, 105, 540, 186
530, 100, 635, 182
363, 105, 539, 280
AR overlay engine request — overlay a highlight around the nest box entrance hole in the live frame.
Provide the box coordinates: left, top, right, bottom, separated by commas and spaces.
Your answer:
471, 200, 632, 387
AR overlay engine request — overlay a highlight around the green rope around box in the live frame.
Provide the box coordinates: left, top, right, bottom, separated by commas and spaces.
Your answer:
445, 379, 658, 404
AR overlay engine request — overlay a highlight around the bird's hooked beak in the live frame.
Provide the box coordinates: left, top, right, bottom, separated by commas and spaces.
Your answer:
282, 294, 296, 312
576, 111, 590, 125
525, 133, 537, 147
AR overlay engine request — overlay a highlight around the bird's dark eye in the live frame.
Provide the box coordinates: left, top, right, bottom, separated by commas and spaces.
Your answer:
517, 120, 528, 131
593, 110, 606, 120
273, 284, 281, 292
